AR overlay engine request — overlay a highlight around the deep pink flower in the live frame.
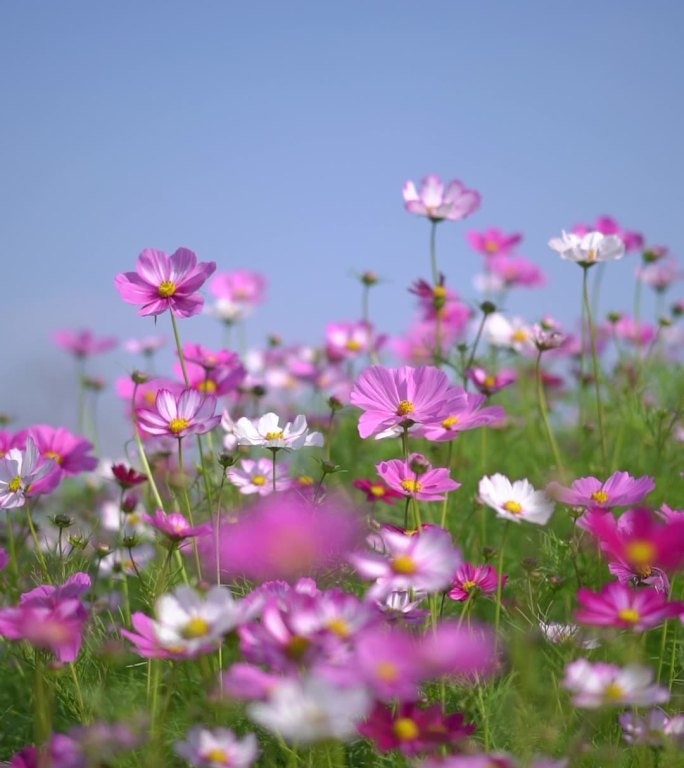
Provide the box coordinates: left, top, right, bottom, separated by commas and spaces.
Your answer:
174, 357, 246, 397
16, 425, 97, 477
548, 471, 655, 509
10, 734, 84, 768
402, 175, 481, 221
352, 478, 404, 505
52, 329, 117, 357
376, 456, 460, 501
350, 366, 456, 439
448, 563, 503, 602
111, 464, 147, 489
115, 247, 216, 318
358, 700, 474, 755
466, 227, 522, 256
582, 507, 684, 590
572, 216, 644, 253
136, 388, 220, 439
575, 582, 683, 632
141, 509, 212, 542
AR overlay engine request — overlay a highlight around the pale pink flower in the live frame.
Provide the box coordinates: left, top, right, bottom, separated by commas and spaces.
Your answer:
402, 175, 480, 221
136, 388, 220, 439
563, 659, 669, 708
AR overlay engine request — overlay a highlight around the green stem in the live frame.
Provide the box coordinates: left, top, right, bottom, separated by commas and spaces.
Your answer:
33, 653, 52, 748
535, 350, 564, 478
463, 309, 489, 389
582, 266, 608, 467
24, 501, 49, 581
429, 219, 439, 285
131, 385, 166, 511
439, 441, 454, 529
494, 523, 510, 642
177, 438, 202, 579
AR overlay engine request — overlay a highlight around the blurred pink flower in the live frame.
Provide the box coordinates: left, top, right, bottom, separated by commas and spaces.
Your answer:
52, 329, 117, 357
402, 175, 480, 221
575, 582, 683, 632
466, 227, 522, 256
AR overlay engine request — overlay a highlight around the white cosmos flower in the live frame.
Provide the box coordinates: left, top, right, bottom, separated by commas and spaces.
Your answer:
548, 230, 625, 266
235, 412, 324, 450
175, 726, 258, 768
247, 676, 372, 743
0, 437, 55, 509
483, 312, 535, 353
152, 585, 254, 656
478, 473, 555, 525
563, 659, 669, 709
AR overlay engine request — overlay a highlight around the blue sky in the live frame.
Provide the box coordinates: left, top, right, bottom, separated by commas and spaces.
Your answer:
1, 1, 682, 447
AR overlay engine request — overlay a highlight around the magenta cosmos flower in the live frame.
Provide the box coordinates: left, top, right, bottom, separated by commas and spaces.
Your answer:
402, 175, 481, 222
466, 227, 522, 256
114, 247, 216, 318
141, 509, 212, 543
136, 388, 220, 439
448, 563, 503, 602
17, 425, 97, 477
548, 471, 655, 510
352, 478, 404, 505
350, 366, 456, 439
376, 455, 460, 501
575, 582, 683, 632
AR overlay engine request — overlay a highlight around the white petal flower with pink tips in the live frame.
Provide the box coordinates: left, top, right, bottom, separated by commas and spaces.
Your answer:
234, 413, 323, 450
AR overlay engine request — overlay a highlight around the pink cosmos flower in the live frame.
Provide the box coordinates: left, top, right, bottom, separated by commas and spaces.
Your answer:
52, 329, 117, 357
637, 257, 681, 292
572, 215, 644, 253
402, 175, 481, 221
0, 436, 59, 507
417, 391, 505, 441
226, 457, 292, 496
376, 455, 460, 501
548, 471, 655, 510
575, 582, 683, 632
448, 563, 503, 602
486, 255, 545, 288
350, 525, 461, 599
136, 388, 220, 439
115, 247, 216, 318
325, 321, 373, 362
358, 700, 474, 755
17, 425, 97, 477
203, 493, 364, 583
352, 478, 404, 505
141, 509, 212, 542
174, 356, 246, 397
613, 316, 657, 345
563, 659, 669, 708
581, 507, 684, 590
210, 269, 266, 306
466, 367, 516, 396
123, 335, 166, 356
350, 366, 456, 439
466, 227, 522, 256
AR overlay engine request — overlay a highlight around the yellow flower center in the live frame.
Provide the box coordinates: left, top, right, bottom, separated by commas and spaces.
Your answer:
198, 379, 217, 394
168, 418, 190, 434
603, 682, 624, 701
251, 474, 266, 486
326, 618, 349, 637
285, 635, 310, 661
483, 375, 495, 388
617, 608, 640, 624
7, 476, 22, 493
143, 391, 156, 404
393, 717, 419, 741
590, 490, 608, 504
634, 564, 653, 579
586, 249, 597, 262
345, 339, 362, 351
375, 660, 398, 682
396, 400, 414, 416
369, 484, 386, 497
400, 479, 422, 494
203, 748, 229, 765
484, 240, 498, 253
511, 330, 528, 343
625, 540, 656, 566
264, 431, 284, 440
441, 415, 459, 429
461, 579, 478, 592
392, 554, 417, 574
503, 500, 522, 514
181, 617, 210, 639
158, 280, 176, 298
433, 285, 447, 298
297, 475, 314, 486
44, 450, 63, 464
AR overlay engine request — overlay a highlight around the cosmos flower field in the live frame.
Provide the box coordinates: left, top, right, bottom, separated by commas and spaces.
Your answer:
1, 175, 683, 767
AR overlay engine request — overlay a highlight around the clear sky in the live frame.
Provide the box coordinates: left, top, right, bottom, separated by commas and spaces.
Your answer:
1, 1, 682, 447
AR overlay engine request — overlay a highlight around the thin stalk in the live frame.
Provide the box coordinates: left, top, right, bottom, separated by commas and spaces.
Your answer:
131, 386, 166, 511
271, 448, 278, 493
494, 523, 510, 642
177, 438, 202, 579
439, 441, 454, 528
429, 219, 439, 285
582, 266, 608, 467
463, 309, 489, 389
535, 350, 564, 477
24, 501, 49, 581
